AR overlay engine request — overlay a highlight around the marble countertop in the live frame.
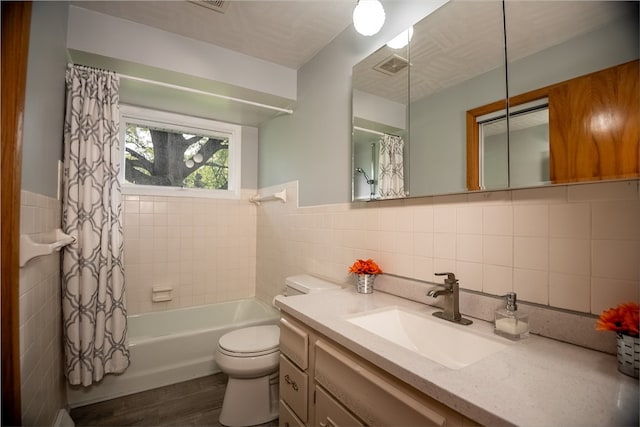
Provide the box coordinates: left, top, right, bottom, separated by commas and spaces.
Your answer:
275, 288, 639, 426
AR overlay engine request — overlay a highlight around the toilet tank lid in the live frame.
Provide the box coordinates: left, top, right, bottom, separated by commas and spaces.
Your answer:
285, 275, 341, 293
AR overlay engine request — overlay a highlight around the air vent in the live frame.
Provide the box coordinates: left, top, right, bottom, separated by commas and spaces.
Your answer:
189, 1, 229, 14
373, 54, 409, 76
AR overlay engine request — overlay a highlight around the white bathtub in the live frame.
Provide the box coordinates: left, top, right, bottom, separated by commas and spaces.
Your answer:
67, 298, 279, 407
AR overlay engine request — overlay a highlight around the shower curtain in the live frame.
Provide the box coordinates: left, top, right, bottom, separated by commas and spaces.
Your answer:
61, 64, 129, 386
378, 134, 405, 199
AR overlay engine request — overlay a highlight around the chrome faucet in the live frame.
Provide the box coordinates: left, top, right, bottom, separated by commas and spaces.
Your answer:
427, 272, 473, 325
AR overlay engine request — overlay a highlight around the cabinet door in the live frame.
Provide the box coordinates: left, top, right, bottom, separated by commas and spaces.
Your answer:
280, 316, 309, 370
279, 400, 305, 427
280, 355, 308, 422
315, 340, 463, 427
314, 385, 365, 427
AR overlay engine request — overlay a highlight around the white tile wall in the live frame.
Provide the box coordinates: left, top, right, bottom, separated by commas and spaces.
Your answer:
122, 192, 258, 314
19, 191, 66, 426
255, 180, 640, 322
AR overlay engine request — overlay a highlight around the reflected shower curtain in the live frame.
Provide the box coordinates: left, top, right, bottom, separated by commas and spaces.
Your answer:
378, 134, 405, 199
61, 64, 129, 386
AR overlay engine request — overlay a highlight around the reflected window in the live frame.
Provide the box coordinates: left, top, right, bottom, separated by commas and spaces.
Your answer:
478, 98, 550, 190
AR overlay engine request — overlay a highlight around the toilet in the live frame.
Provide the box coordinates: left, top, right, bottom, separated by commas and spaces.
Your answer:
215, 275, 341, 426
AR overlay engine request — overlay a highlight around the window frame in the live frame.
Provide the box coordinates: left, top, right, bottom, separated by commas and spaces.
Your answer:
119, 105, 242, 199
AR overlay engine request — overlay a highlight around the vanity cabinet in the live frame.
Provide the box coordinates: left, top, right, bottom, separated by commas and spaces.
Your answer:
314, 385, 364, 427
279, 316, 310, 426
279, 313, 478, 427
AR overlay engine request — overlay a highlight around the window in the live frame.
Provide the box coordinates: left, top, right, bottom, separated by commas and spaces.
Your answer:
119, 105, 242, 198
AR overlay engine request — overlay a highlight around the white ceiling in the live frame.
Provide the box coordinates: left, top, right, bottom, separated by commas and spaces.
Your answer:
70, 0, 356, 70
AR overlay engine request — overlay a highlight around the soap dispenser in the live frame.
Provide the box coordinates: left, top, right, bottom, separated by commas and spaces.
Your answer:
494, 292, 529, 340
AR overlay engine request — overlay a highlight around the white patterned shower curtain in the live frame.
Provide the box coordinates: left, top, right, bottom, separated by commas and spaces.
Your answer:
378, 134, 406, 199
61, 64, 129, 386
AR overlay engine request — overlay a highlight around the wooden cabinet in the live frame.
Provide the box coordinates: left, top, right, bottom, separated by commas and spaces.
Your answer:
279, 316, 312, 425
314, 385, 364, 427
279, 355, 308, 422
280, 399, 305, 427
549, 60, 639, 183
279, 313, 476, 427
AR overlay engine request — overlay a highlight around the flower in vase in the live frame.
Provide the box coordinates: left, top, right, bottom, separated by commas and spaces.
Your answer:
349, 259, 382, 275
596, 302, 639, 337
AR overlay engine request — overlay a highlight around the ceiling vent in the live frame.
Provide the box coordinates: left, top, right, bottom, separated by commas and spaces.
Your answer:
189, 1, 229, 14
373, 54, 410, 76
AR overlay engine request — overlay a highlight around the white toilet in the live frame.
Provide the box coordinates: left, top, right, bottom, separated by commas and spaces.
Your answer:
215, 275, 341, 426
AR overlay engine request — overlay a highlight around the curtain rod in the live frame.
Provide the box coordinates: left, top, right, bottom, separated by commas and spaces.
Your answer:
354, 126, 385, 136
118, 73, 294, 115
353, 126, 400, 138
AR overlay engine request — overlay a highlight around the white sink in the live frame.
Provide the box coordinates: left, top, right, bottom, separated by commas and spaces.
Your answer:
346, 307, 509, 369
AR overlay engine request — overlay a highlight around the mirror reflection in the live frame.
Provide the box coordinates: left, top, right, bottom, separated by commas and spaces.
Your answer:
352, 37, 410, 201
352, 0, 639, 202
479, 100, 550, 189
502, 0, 639, 188
409, 0, 507, 197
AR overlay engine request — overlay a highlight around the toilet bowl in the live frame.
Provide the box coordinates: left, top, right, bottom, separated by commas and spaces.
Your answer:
215, 325, 280, 426
215, 275, 341, 426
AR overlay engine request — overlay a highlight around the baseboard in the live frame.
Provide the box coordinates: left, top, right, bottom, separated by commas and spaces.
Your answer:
53, 409, 75, 427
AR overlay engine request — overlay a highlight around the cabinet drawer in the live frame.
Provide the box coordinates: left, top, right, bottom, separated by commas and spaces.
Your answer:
279, 355, 308, 422
315, 340, 460, 427
279, 400, 305, 427
314, 385, 365, 427
280, 317, 309, 370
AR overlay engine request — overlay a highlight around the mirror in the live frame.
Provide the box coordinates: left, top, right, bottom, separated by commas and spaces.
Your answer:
352, 39, 410, 201
408, 0, 507, 197
502, 0, 639, 188
352, 0, 639, 201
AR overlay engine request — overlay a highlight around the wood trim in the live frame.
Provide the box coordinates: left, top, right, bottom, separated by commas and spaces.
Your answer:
1, 2, 32, 425
466, 99, 507, 191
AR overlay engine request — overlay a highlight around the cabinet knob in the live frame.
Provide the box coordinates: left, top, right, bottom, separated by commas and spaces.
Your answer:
284, 374, 299, 391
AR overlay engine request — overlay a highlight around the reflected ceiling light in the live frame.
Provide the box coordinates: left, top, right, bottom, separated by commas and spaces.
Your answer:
386, 26, 414, 49
353, 0, 385, 36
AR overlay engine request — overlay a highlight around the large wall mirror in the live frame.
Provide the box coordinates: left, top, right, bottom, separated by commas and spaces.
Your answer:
352, 0, 639, 201
352, 39, 410, 201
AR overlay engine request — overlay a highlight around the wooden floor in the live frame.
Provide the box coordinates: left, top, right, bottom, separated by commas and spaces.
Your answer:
70, 373, 279, 427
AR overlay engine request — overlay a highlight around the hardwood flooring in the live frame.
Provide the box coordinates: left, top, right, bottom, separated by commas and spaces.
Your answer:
70, 373, 278, 427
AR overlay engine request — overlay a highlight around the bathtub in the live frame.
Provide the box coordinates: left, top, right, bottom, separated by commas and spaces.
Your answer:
67, 298, 279, 407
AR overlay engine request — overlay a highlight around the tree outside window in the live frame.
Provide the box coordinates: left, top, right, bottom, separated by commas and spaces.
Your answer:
124, 123, 230, 190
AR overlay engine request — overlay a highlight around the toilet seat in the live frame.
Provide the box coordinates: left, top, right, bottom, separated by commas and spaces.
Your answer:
218, 325, 279, 357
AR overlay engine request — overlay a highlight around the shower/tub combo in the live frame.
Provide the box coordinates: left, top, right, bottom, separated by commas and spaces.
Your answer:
66, 298, 279, 407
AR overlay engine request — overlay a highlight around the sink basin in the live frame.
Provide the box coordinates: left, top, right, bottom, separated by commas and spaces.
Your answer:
346, 307, 508, 369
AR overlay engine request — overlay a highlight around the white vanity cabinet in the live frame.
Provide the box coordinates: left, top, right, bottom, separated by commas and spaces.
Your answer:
279, 313, 478, 427
279, 316, 310, 426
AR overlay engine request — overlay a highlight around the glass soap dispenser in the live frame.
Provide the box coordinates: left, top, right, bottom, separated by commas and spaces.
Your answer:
494, 292, 529, 340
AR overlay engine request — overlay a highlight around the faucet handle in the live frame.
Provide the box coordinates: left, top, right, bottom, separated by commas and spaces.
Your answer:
435, 272, 457, 285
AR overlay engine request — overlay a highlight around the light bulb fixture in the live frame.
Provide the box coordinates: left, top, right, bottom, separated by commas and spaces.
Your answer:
353, 0, 385, 36
185, 159, 195, 168
386, 26, 414, 49
193, 153, 204, 163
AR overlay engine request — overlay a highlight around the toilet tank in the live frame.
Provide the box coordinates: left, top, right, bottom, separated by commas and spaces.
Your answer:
284, 275, 341, 296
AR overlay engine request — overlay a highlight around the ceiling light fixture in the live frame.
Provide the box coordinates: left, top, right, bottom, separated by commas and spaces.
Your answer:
353, 0, 386, 36
386, 26, 414, 49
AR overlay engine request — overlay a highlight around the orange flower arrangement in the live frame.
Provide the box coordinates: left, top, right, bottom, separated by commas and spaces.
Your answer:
596, 302, 639, 337
349, 259, 382, 275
